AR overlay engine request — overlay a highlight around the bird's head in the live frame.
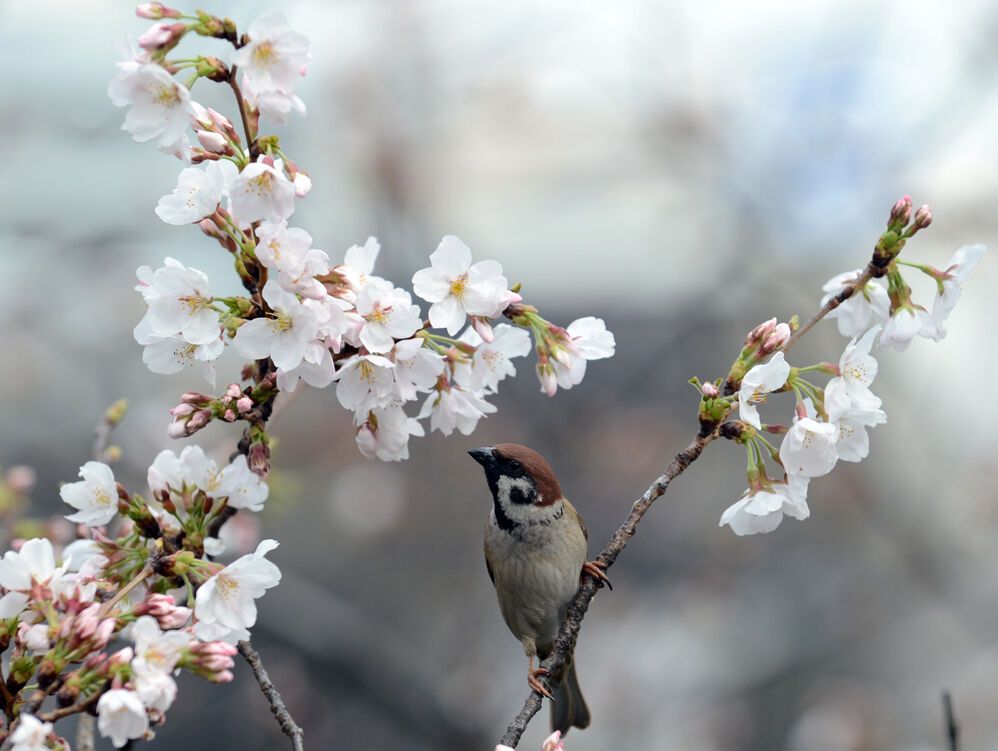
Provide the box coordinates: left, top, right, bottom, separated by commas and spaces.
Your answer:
468, 443, 563, 511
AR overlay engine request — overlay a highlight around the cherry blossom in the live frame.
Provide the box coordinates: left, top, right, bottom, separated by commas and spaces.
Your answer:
133, 327, 225, 385
355, 406, 425, 462
720, 476, 810, 536
419, 385, 496, 436
98, 688, 149, 748
456, 324, 532, 392
824, 326, 883, 419
254, 221, 330, 299
737, 352, 791, 430
546, 317, 616, 394
355, 279, 423, 353
879, 307, 926, 352
834, 409, 887, 463
155, 161, 236, 225
232, 11, 310, 118
333, 354, 396, 412
218, 456, 270, 512
391, 338, 445, 402
133, 662, 178, 713
821, 270, 890, 338
194, 540, 282, 644
924, 243, 986, 340
107, 62, 194, 157
275, 341, 337, 393
230, 157, 296, 225
130, 615, 189, 674
233, 281, 319, 371
779, 403, 839, 478
59, 460, 119, 526
411, 236, 510, 334
9, 714, 54, 751
135, 258, 220, 345
0, 538, 67, 618
334, 236, 382, 296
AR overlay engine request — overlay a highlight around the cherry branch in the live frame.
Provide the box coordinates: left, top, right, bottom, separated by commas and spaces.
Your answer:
238, 641, 304, 751
496, 241, 893, 747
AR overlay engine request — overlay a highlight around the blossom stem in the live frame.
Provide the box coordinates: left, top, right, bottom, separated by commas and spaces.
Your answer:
97, 566, 153, 619
783, 267, 874, 353
226, 66, 258, 158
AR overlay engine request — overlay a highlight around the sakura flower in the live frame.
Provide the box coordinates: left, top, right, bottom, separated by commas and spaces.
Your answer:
133, 662, 178, 713
412, 236, 510, 335
315, 296, 364, 352
391, 338, 445, 401
10, 714, 53, 751
232, 11, 310, 110
834, 409, 887, 463
737, 352, 791, 430
133, 315, 224, 385
334, 236, 381, 295
230, 157, 295, 225
155, 160, 236, 225
276, 340, 336, 393
233, 281, 319, 370
419, 385, 496, 436
107, 62, 194, 157
147, 446, 192, 496
333, 354, 396, 412
254, 221, 330, 299
824, 326, 883, 419
546, 317, 616, 394
879, 308, 926, 352
194, 540, 282, 644
60, 460, 119, 526
98, 689, 149, 748
355, 406, 425, 462
130, 615, 189, 674
17, 623, 50, 654
720, 476, 810, 536
0, 538, 67, 618
925, 243, 986, 341
821, 270, 890, 338
456, 324, 532, 392
135, 257, 220, 345
779, 402, 838, 478
218, 455, 269, 512
355, 279, 423, 353
246, 81, 306, 124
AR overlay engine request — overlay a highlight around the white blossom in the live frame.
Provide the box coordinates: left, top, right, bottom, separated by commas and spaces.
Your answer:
98, 689, 149, 748
834, 409, 887, 462
821, 270, 890, 338
456, 324, 532, 392
419, 385, 496, 436
333, 354, 396, 412
218, 456, 269, 512
547, 317, 616, 394
135, 257, 220, 345
391, 338, 445, 401
107, 62, 194, 158
275, 341, 336, 393
411, 236, 510, 335
60, 460, 119, 526
0, 538, 67, 618
925, 243, 986, 341
194, 540, 282, 644
233, 281, 319, 371
879, 308, 927, 352
133, 316, 224, 385
737, 352, 791, 430
355, 406, 425, 461
254, 221, 329, 300
336, 237, 381, 296
133, 662, 178, 713
720, 476, 810, 536
230, 157, 295, 226
355, 279, 423, 353
130, 615, 189, 674
10, 714, 53, 751
232, 11, 310, 119
779, 402, 838, 478
155, 161, 236, 225
824, 325, 883, 419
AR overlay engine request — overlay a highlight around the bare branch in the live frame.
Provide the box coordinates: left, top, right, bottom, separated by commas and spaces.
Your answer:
238, 640, 304, 751
943, 690, 959, 751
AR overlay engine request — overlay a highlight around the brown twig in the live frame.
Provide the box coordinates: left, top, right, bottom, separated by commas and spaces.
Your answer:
943, 690, 959, 751
783, 266, 874, 352
497, 429, 717, 747
227, 66, 258, 159
238, 641, 304, 751
38, 690, 101, 723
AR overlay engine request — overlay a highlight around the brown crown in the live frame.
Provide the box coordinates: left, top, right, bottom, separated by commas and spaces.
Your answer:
493, 443, 563, 506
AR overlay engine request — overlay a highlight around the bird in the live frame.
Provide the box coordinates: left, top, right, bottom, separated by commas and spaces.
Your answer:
468, 443, 609, 736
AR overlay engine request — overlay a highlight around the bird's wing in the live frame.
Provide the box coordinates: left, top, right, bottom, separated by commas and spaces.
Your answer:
483, 533, 496, 584
566, 498, 588, 541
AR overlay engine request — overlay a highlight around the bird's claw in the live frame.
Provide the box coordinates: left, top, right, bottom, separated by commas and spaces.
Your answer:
527, 667, 554, 700
582, 559, 612, 590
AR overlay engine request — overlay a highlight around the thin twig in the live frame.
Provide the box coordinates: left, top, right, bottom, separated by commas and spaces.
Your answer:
97, 567, 153, 619
783, 266, 874, 352
227, 66, 257, 159
497, 429, 717, 747
943, 690, 959, 751
38, 691, 101, 723
238, 641, 304, 751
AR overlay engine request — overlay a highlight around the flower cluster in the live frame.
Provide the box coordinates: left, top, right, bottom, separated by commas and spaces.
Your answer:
701, 197, 985, 536
113, 7, 614, 463
0, 443, 278, 748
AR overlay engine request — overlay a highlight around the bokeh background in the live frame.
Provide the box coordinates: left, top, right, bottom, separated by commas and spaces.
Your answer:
2, 0, 997, 749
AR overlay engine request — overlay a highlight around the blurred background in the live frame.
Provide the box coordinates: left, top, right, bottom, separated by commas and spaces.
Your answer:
1, 0, 997, 748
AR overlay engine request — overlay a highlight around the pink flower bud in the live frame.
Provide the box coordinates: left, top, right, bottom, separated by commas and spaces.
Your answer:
889, 195, 913, 226
223, 409, 237, 422
701, 382, 719, 398
181, 392, 212, 405
248, 442, 270, 477
260, 155, 276, 168
536, 363, 557, 397
169, 403, 195, 418
136, 2, 181, 19
196, 130, 228, 153
913, 204, 932, 229
109, 647, 134, 667
167, 421, 187, 439
236, 396, 254, 414
92, 619, 116, 650
759, 322, 791, 354
211, 670, 234, 683
293, 173, 312, 197
186, 409, 212, 433
745, 317, 777, 347
471, 316, 495, 343
138, 22, 185, 50
225, 383, 243, 399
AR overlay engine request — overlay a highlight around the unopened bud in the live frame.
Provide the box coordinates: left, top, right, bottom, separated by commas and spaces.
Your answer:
236, 396, 253, 414
136, 2, 181, 19
471, 316, 494, 343
225, 383, 243, 400
701, 382, 719, 398
745, 318, 777, 347
888, 194, 913, 228
536, 361, 557, 397
758, 322, 791, 355
196, 130, 229, 153
248, 442, 270, 477
913, 204, 932, 230
138, 21, 186, 51
57, 681, 81, 707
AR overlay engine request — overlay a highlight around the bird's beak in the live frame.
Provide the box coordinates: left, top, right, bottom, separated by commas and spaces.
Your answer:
468, 447, 496, 468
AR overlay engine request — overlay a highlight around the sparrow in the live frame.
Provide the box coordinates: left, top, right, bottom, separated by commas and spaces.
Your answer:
469, 443, 609, 736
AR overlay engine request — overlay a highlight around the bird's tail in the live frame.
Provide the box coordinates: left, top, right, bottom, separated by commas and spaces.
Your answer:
550, 659, 590, 736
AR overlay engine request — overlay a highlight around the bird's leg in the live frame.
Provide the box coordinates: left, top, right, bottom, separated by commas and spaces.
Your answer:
527, 655, 554, 700
582, 559, 612, 590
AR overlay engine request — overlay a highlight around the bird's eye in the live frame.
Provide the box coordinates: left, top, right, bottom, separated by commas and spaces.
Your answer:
508, 460, 523, 474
